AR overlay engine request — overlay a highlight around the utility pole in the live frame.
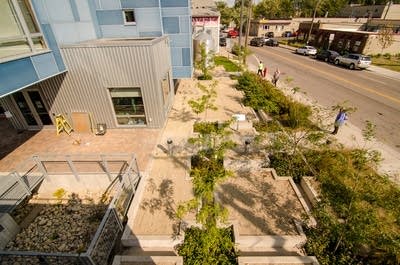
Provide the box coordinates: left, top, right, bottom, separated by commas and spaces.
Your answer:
238, 0, 245, 47
305, 0, 322, 45
243, 0, 253, 64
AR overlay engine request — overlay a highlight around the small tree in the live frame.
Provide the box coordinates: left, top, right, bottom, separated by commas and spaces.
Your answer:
177, 121, 237, 264
196, 42, 215, 80
188, 81, 218, 120
377, 24, 394, 53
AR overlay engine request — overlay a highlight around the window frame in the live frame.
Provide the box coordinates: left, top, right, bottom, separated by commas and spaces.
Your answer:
109, 87, 147, 127
0, 0, 47, 62
122, 9, 136, 25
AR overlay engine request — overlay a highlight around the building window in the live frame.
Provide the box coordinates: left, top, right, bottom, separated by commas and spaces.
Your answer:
110, 88, 146, 126
123, 9, 136, 25
263, 25, 269, 30
0, 0, 46, 61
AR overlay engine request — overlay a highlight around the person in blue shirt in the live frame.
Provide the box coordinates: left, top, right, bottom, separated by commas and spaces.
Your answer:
332, 108, 347, 135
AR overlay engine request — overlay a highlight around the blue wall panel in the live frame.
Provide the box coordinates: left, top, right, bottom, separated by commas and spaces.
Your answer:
179, 16, 190, 33
136, 8, 162, 33
171, 48, 182, 66
101, 25, 138, 37
161, 7, 190, 16
96, 10, 124, 25
0, 59, 38, 97
87, 0, 102, 38
31, 53, 59, 79
31, 0, 49, 23
46, 0, 75, 22
182, 48, 190, 66
139, 31, 162, 37
98, 0, 121, 10
121, 0, 159, 8
173, 67, 191, 79
168, 34, 191, 48
161, 0, 188, 7
69, 0, 80, 21
41, 24, 66, 71
163, 17, 179, 34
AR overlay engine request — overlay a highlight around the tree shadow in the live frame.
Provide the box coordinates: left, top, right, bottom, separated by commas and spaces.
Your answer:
218, 170, 303, 235
169, 107, 196, 122
140, 178, 177, 221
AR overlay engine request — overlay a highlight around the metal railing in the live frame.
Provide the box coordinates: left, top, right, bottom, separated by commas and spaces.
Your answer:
0, 153, 141, 265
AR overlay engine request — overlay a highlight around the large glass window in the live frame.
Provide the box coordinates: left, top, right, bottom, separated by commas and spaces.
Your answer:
0, 0, 24, 38
17, 0, 40, 33
0, 0, 46, 60
110, 88, 146, 126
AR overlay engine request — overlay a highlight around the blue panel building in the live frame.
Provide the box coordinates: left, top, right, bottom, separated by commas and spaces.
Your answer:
0, 0, 193, 131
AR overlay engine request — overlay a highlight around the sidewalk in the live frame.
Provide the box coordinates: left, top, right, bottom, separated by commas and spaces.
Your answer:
248, 46, 400, 184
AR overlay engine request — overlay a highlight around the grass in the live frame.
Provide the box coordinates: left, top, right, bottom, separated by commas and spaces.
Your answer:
215, 56, 241, 72
370, 53, 400, 72
279, 39, 306, 48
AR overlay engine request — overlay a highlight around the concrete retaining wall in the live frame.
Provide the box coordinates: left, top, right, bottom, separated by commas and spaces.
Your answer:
112, 255, 183, 265
238, 256, 320, 265
300, 177, 320, 207
0, 213, 20, 249
37, 174, 113, 196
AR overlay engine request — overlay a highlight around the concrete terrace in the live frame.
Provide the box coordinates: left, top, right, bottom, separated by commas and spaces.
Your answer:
1, 51, 317, 263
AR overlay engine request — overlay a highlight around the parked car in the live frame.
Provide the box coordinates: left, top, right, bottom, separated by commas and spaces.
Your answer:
334, 53, 371, 70
266, 32, 274, 38
250, 37, 264, 47
315, 50, 340, 63
282, 31, 293, 37
219, 37, 227, 47
296, 46, 317, 56
264, 38, 279, 47
228, 29, 239, 38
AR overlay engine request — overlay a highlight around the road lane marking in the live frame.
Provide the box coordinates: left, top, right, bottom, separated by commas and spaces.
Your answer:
262, 49, 400, 105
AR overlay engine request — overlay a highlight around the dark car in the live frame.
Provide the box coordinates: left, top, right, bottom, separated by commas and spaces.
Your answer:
266, 32, 274, 38
264, 38, 279, 47
219, 37, 227, 47
315, 50, 340, 63
250, 37, 264, 47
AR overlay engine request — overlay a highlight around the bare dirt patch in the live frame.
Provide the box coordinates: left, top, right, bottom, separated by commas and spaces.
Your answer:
217, 169, 304, 236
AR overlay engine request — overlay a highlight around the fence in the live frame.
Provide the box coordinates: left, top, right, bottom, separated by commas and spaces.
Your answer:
0, 154, 141, 265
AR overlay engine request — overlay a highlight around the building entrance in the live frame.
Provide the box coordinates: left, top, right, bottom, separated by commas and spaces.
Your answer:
13, 89, 52, 129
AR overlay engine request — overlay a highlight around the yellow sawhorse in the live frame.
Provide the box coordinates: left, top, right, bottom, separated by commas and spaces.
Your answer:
55, 114, 73, 135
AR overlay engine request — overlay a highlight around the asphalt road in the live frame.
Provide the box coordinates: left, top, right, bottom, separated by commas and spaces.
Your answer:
248, 45, 400, 150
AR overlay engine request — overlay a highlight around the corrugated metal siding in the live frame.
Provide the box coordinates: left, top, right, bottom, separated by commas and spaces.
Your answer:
0, 97, 25, 129
39, 37, 172, 128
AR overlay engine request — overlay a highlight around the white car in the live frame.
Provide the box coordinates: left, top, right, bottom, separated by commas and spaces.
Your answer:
334, 53, 371, 70
296, 46, 317, 56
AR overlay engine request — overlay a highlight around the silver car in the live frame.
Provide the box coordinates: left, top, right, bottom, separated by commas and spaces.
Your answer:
296, 45, 317, 56
334, 53, 371, 70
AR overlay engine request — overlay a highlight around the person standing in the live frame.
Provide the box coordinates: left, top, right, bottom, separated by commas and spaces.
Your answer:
263, 66, 268, 77
332, 108, 347, 135
257, 61, 264, 76
272, 68, 280, 86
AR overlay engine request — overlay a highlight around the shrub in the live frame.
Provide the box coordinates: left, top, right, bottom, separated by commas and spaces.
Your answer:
383, 53, 391, 59
236, 71, 311, 129
215, 56, 241, 72
177, 226, 237, 265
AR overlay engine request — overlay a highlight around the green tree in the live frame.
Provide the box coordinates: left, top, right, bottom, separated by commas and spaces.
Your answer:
377, 24, 394, 53
177, 121, 237, 264
188, 81, 218, 120
195, 43, 215, 80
